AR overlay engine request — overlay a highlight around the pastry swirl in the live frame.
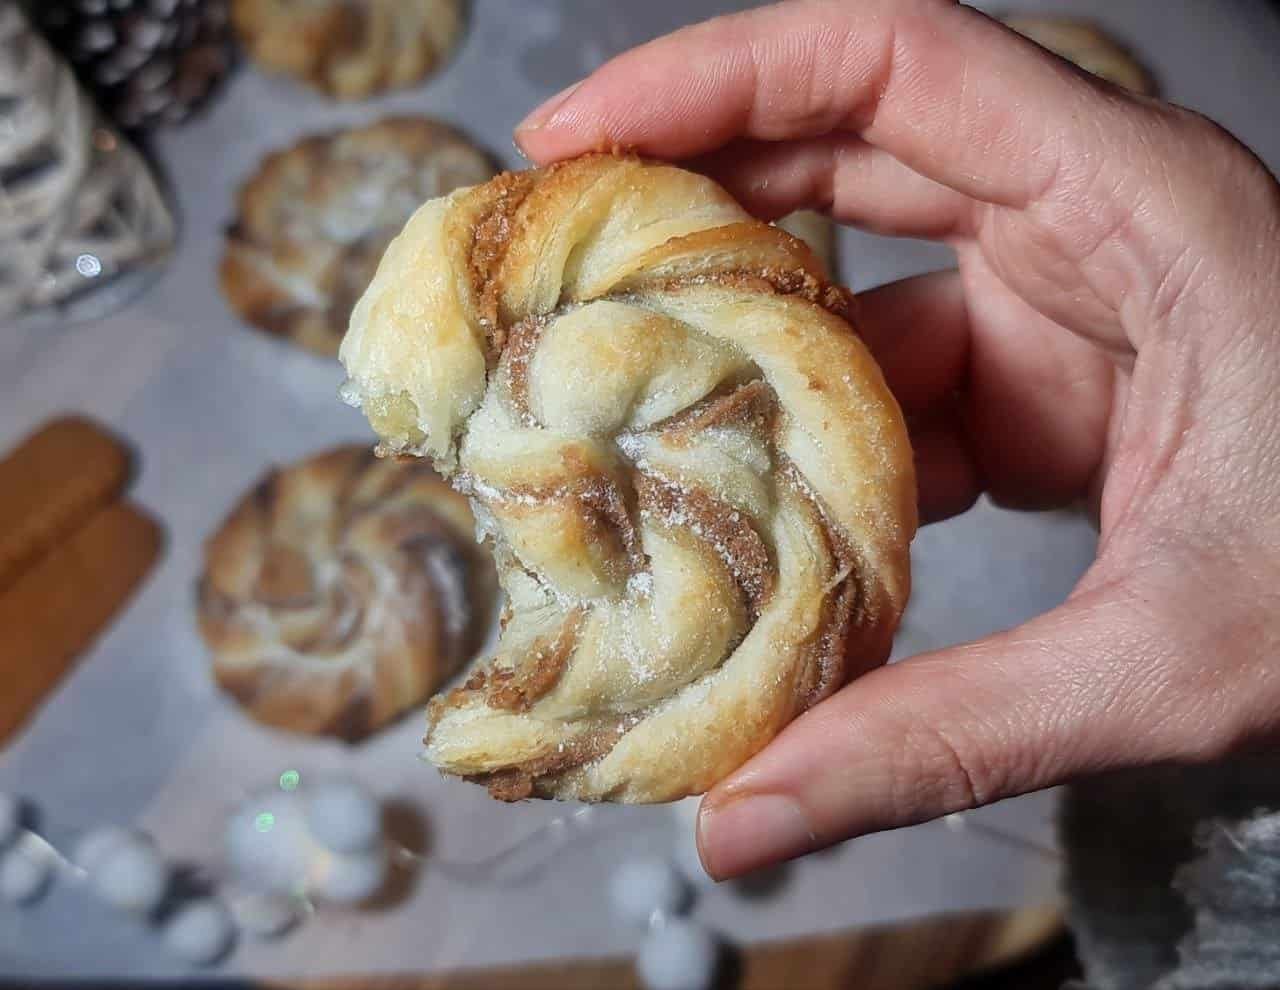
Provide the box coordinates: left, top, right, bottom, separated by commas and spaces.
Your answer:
340, 155, 916, 800
198, 446, 496, 741
231, 0, 463, 100
220, 117, 495, 357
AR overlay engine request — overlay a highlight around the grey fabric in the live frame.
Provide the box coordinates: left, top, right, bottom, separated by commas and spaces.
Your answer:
1061, 756, 1280, 990
1157, 814, 1280, 989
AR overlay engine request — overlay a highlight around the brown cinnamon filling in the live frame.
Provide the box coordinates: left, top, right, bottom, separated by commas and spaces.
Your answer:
631, 267, 855, 325
652, 378, 778, 445
253, 543, 315, 606
502, 313, 549, 425
465, 720, 632, 802
571, 469, 644, 579
481, 609, 585, 712
635, 473, 774, 618
779, 462, 863, 709
796, 566, 858, 709
463, 170, 538, 362
470, 451, 645, 583
427, 607, 582, 719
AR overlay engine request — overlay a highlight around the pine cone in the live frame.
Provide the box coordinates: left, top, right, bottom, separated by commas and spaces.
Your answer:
28, 0, 233, 130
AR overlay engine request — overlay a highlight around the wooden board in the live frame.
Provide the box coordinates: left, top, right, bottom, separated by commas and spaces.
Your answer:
266, 904, 1065, 990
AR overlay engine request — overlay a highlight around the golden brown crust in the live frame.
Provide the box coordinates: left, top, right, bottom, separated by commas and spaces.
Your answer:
220, 117, 494, 357
776, 210, 838, 277
231, 0, 464, 99
197, 445, 497, 741
341, 154, 916, 799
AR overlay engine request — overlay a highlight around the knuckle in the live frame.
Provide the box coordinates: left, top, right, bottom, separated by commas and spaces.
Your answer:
889, 706, 1006, 820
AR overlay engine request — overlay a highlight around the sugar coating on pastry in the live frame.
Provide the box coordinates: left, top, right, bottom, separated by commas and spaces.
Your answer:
197, 445, 497, 741
340, 155, 917, 801
231, 0, 464, 99
220, 117, 494, 357
1004, 16, 1155, 95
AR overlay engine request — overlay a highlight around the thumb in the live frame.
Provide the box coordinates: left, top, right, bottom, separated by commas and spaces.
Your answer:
695, 581, 1177, 879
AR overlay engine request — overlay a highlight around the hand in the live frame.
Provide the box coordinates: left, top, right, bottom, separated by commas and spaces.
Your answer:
515, 0, 1280, 879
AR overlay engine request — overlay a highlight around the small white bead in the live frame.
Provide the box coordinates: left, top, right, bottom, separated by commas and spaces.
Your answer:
231, 891, 301, 939
609, 857, 692, 927
72, 825, 131, 873
0, 841, 52, 904
225, 791, 314, 894
86, 832, 168, 914
310, 846, 387, 904
636, 918, 721, 990
163, 898, 235, 965
306, 780, 381, 854
0, 793, 20, 848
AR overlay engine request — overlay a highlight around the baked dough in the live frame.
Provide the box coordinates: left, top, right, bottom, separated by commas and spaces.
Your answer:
340, 155, 916, 800
1004, 16, 1155, 95
220, 117, 494, 357
198, 445, 496, 741
231, 0, 464, 99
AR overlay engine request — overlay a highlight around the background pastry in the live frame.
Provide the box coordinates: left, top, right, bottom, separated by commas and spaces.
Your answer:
1004, 16, 1155, 95
197, 445, 497, 741
231, 0, 464, 100
220, 117, 494, 357
340, 155, 917, 801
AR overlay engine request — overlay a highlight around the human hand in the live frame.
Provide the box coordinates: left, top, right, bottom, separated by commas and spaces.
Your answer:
514, 0, 1280, 879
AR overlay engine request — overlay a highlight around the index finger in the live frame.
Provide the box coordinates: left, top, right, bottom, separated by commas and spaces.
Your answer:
516, 0, 1136, 210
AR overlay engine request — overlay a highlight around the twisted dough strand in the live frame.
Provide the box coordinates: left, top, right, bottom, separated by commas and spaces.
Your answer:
341, 155, 916, 801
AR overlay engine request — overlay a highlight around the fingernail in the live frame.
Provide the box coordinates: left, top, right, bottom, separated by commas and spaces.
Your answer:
697, 793, 816, 879
517, 80, 583, 135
